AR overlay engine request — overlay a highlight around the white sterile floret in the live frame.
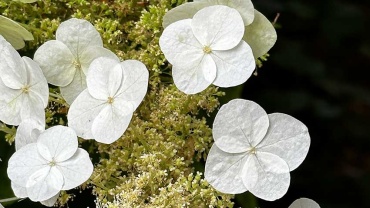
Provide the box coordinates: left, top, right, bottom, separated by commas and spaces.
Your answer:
7, 126, 93, 203
68, 57, 149, 144
289, 198, 320, 208
12, 119, 59, 207
0, 15, 34, 50
205, 99, 310, 201
0, 35, 48, 125
162, 0, 277, 59
34, 18, 118, 104
159, 5, 255, 94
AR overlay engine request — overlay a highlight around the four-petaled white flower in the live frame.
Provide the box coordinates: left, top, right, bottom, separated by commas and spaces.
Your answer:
159, 5, 255, 94
7, 125, 93, 202
289, 198, 320, 208
68, 57, 149, 144
205, 99, 310, 201
12, 119, 59, 207
162, 0, 277, 59
34, 18, 118, 104
0, 35, 48, 125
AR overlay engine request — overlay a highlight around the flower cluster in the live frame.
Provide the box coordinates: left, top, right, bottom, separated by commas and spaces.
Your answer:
0, 0, 316, 207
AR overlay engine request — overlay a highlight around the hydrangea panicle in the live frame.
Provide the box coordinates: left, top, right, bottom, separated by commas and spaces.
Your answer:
205, 99, 310, 201
68, 57, 149, 144
159, 5, 255, 94
34, 18, 119, 104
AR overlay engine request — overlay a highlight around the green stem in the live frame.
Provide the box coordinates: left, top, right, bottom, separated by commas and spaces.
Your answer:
0, 197, 20, 203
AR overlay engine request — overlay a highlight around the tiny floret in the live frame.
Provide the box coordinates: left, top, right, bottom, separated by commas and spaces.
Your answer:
205, 99, 311, 201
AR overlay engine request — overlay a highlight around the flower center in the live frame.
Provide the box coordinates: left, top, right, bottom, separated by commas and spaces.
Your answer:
21, 85, 30, 94
248, 147, 257, 155
107, 96, 114, 104
48, 160, 57, 167
73, 60, 82, 70
203, 45, 212, 54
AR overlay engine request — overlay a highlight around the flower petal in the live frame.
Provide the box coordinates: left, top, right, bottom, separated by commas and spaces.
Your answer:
11, 182, 28, 198
20, 93, 46, 126
26, 166, 63, 202
0, 81, 22, 125
212, 41, 255, 87
242, 152, 290, 201
33, 40, 76, 87
205, 144, 249, 194
86, 57, 121, 100
213, 99, 269, 153
23, 57, 49, 107
60, 69, 86, 105
58, 148, 93, 190
244, 10, 277, 58
79, 46, 119, 75
257, 113, 310, 171
7, 143, 48, 186
159, 19, 203, 66
56, 18, 103, 57
40, 193, 60, 207
115, 60, 149, 109
0, 16, 34, 50
0, 35, 27, 89
172, 54, 216, 94
15, 119, 44, 151
67, 90, 106, 139
37, 126, 78, 162
91, 105, 133, 144
192, 5, 244, 50
289, 198, 321, 208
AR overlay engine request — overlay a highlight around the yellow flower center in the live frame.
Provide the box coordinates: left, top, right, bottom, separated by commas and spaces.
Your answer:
73, 60, 82, 70
248, 147, 257, 155
107, 96, 114, 104
49, 160, 57, 167
21, 85, 30, 94
203, 45, 212, 54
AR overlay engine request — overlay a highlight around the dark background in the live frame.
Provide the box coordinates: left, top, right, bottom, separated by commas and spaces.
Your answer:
241, 0, 370, 207
1, 0, 370, 207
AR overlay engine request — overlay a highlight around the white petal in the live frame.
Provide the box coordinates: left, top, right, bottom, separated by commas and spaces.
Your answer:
213, 99, 269, 153
192, 5, 244, 50
11, 182, 28, 198
86, 57, 121, 100
7, 143, 48, 186
0, 16, 34, 50
15, 119, 44, 151
40, 193, 60, 207
33, 40, 76, 87
115, 60, 149, 109
289, 198, 321, 208
211, 41, 255, 87
26, 166, 63, 202
159, 19, 204, 66
19, 93, 46, 126
162, 0, 254, 28
0, 83, 22, 125
91, 105, 132, 144
56, 18, 103, 57
172, 54, 216, 94
257, 113, 310, 171
244, 10, 277, 58
79, 46, 119, 75
242, 152, 290, 201
0, 35, 27, 89
60, 69, 86, 105
23, 57, 49, 107
57, 148, 93, 190
204, 144, 249, 194
37, 126, 78, 162
67, 90, 106, 139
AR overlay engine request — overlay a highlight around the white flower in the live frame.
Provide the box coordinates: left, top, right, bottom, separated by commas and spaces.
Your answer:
0, 15, 34, 50
162, 0, 277, 59
205, 99, 310, 201
11, 119, 59, 207
289, 198, 320, 208
159, 5, 255, 94
34, 18, 118, 104
7, 125, 93, 202
68, 57, 148, 144
0, 35, 48, 125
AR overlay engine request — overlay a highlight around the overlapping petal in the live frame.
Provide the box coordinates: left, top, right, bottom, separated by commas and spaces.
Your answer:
60, 70, 86, 104
15, 119, 44, 151
0, 16, 33, 50
289, 198, 321, 208
213, 99, 269, 153
257, 113, 310, 171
